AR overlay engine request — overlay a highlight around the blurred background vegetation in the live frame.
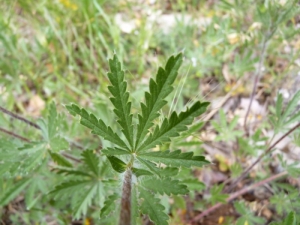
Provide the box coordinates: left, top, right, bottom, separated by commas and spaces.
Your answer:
1, 0, 300, 224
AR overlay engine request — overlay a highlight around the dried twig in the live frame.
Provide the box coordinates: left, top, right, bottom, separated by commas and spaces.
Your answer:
0, 127, 30, 142
190, 171, 287, 223
227, 122, 300, 191
0, 106, 41, 129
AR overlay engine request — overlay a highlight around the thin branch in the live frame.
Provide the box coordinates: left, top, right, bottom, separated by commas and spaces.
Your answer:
227, 122, 300, 192
0, 126, 81, 163
243, 36, 269, 134
190, 171, 288, 223
0, 106, 40, 129
0, 127, 31, 142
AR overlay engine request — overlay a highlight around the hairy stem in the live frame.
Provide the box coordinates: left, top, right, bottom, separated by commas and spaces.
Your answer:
190, 171, 287, 223
119, 169, 132, 225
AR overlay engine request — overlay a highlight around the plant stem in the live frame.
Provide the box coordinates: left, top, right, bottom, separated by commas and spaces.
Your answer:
119, 169, 132, 225
190, 171, 287, 223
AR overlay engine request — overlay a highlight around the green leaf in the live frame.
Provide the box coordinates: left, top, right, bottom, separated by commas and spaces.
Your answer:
54, 168, 92, 177
135, 53, 183, 149
73, 184, 98, 219
282, 91, 300, 122
50, 180, 91, 195
48, 101, 58, 140
182, 179, 205, 191
138, 149, 209, 168
0, 178, 31, 206
139, 188, 169, 225
100, 193, 119, 218
81, 150, 99, 176
108, 55, 134, 148
137, 101, 209, 152
137, 157, 179, 177
132, 167, 153, 177
209, 184, 228, 204
101, 147, 131, 156
107, 156, 127, 173
49, 151, 73, 168
66, 104, 128, 149
283, 212, 297, 225
141, 177, 188, 195
50, 136, 69, 152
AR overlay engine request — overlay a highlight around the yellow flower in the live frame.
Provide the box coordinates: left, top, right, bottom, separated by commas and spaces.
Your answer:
59, 0, 78, 11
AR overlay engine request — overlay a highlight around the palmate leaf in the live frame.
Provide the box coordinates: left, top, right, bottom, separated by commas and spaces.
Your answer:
139, 188, 169, 225
135, 53, 183, 149
141, 177, 188, 195
66, 104, 128, 150
137, 101, 209, 152
108, 55, 134, 148
138, 149, 209, 168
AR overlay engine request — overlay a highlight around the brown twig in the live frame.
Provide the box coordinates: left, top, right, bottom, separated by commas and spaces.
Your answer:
190, 171, 288, 223
0, 127, 31, 142
0, 106, 41, 129
227, 122, 300, 191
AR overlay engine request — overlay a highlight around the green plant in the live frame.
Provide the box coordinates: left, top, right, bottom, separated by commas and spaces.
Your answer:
49, 53, 209, 224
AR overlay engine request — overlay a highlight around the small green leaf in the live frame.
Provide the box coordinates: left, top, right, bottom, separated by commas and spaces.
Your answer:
137, 157, 179, 177
141, 177, 188, 195
101, 147, 131, 156
73, 184, 98, 219
49, 151, 73, 168
66, 104, 128, 149
48, 102, 58, 140
139, 188, 169, 225
132, 168, 153, 177
107, 156, 127, 173
50, 180, 91, 195
81, 150, 99, 176
100, 194, 119, 218
0, 178, 31, 206
182, 179, 205, 191
54, 168, 92, 177
138, 149, 209, 168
